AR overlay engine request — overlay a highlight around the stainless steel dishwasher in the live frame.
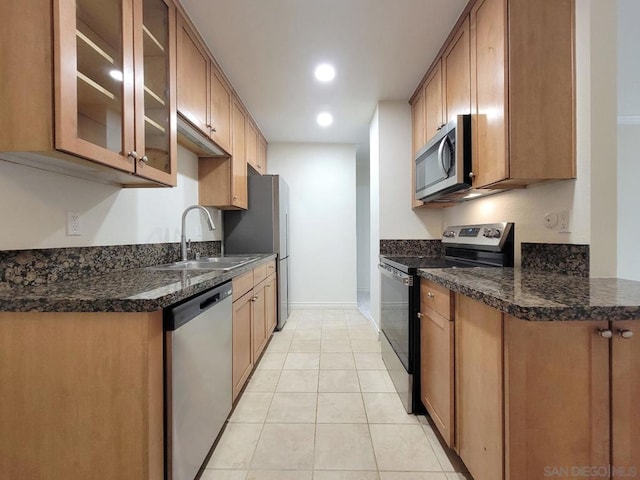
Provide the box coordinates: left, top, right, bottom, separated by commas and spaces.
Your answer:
164, 281, 233, 480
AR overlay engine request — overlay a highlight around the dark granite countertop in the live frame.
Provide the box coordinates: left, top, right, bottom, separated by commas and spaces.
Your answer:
418, 267, 640, 321
0, 254, 276, 313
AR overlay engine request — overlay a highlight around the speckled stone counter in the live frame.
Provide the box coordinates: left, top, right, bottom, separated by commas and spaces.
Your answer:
418, 267, 640, 321
0, 254, 276, 313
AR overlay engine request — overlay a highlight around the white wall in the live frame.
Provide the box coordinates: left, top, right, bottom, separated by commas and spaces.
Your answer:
378, 102, 443, 240
267, 143, 358, 308
617, 0, 640, 281
370, 110, 381, 326
0, 145, 220, 250
356, 157, 371, 293
444, 0, 618, 274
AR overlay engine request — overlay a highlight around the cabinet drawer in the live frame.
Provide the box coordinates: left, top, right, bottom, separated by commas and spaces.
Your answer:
420, 279, 452, 320
265, 259, 276, 276
253, 262, 268, 285
232, 271, 253, 300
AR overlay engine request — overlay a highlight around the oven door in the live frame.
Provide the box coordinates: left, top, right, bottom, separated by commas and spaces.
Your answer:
378, 263, 418, 413
378, 263, 412, 370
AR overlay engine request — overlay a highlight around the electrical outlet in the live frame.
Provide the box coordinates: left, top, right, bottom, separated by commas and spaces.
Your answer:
66, 211, 82, 236
544, 212, 558, 229
558, 210, 571, 233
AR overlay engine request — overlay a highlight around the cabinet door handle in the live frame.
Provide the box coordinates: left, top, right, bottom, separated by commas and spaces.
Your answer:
139, 155, 149, 164
468, 172, 476, 181
417, 312, 422, 319
618, 329, 634, 339
251, 296, 259, 302
427, 292, 435, 298
127, 151, 138, 160
211, 126, 217, 132
597, 329, 613, 339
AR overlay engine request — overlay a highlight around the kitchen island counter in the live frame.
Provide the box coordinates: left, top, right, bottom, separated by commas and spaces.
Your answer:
418, 267, 640, 321
0, 254, 276, 313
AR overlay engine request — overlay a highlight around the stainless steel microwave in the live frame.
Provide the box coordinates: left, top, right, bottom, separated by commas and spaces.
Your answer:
415, 114, 472, 202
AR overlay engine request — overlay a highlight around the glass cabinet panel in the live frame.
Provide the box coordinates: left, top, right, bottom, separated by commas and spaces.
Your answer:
140, 0, 171, 174
75, 0, 124, 153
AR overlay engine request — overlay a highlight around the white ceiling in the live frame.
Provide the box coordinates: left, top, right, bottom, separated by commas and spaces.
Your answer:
179, 0, 468, 152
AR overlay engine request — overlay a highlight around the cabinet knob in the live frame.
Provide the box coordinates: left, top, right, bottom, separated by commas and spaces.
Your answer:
427, 292, 435, 298
597, 329, 613, 339
252, 296, 258, 302
127, 151, 138, 160
468, 172, 476, 180
618, 329, 634, 339
233, 196, 238, 200
417, 312, 422, 319
211, 126, 217, 133
139, 155, 149, 164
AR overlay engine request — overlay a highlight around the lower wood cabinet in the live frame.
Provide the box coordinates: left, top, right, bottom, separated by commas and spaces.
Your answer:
232, 289, 254, 401
231, 260, 277, 402
265, 273, 277, 333
504, 316, 610, 480
455, 294, 504, 480
612, 320, 640, 479
420, 279, 455, 447
0, 311, 164, 480
450, 292, 640, 480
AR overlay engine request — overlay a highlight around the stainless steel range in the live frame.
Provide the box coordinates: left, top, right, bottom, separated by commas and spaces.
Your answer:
378, 222, 514, 413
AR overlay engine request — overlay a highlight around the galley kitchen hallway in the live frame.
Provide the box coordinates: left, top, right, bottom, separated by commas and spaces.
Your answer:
202, 309, 470, 480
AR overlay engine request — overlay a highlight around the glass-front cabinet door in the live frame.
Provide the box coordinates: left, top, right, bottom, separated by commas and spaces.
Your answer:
133, 0, 176, 185
54, 0, 176, 186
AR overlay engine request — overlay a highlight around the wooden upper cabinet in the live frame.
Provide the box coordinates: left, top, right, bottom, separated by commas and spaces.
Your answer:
176, 13, 209, 134
506, 0, 575, 184
469, 0, 575, 188
409, 0, 575, 199
424, 59, 445, 140
257, 134, 267, 174
245, 118, 259, 172
443, 17, 471, 123
470, 0, 508, 187
175, 12, 232, 156
210, 66, 232, 154
612, 320, 640, 478
0, 0, 177, 186
231, 101, 249, 208
411, 89, 426, 157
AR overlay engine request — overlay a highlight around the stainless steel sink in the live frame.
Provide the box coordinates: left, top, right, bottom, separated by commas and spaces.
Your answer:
149, 256, 259, 271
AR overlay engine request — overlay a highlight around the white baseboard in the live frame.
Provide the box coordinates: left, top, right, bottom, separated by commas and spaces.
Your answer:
290, 302, 358, 310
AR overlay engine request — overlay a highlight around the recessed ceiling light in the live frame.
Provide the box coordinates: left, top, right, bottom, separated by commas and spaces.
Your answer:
316, 112, 333, 127
314, 63, 335, 82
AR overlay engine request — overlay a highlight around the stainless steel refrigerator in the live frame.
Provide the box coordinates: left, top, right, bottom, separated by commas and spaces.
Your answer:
223, 175, 290, 329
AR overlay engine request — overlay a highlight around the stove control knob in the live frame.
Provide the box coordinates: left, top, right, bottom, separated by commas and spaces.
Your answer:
483, 228, 491, 238
443, 230, 456, 238
490, 228, 502, 239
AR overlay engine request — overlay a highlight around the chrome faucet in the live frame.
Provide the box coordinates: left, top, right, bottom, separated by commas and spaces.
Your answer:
181, 205, 216, 261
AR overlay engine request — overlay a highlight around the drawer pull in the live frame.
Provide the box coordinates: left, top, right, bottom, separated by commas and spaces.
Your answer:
597, 329, 612, 339
618, 329, 634, 340
427, 292, 435, 299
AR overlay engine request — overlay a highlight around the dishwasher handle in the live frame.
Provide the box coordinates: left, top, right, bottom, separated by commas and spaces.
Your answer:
378, 263, 413, 287
164, 281, 233, 331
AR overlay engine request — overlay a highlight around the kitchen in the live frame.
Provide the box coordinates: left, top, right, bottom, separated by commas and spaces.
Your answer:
0, 0, 638, 479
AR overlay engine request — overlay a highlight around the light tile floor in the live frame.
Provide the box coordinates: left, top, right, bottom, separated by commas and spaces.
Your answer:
204, 309, 471, 480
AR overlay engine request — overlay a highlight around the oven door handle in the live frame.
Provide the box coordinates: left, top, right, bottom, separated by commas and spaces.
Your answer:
378, 264, 413, 287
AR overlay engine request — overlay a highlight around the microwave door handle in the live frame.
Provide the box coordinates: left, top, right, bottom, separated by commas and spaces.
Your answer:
437, 136, 452, 177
